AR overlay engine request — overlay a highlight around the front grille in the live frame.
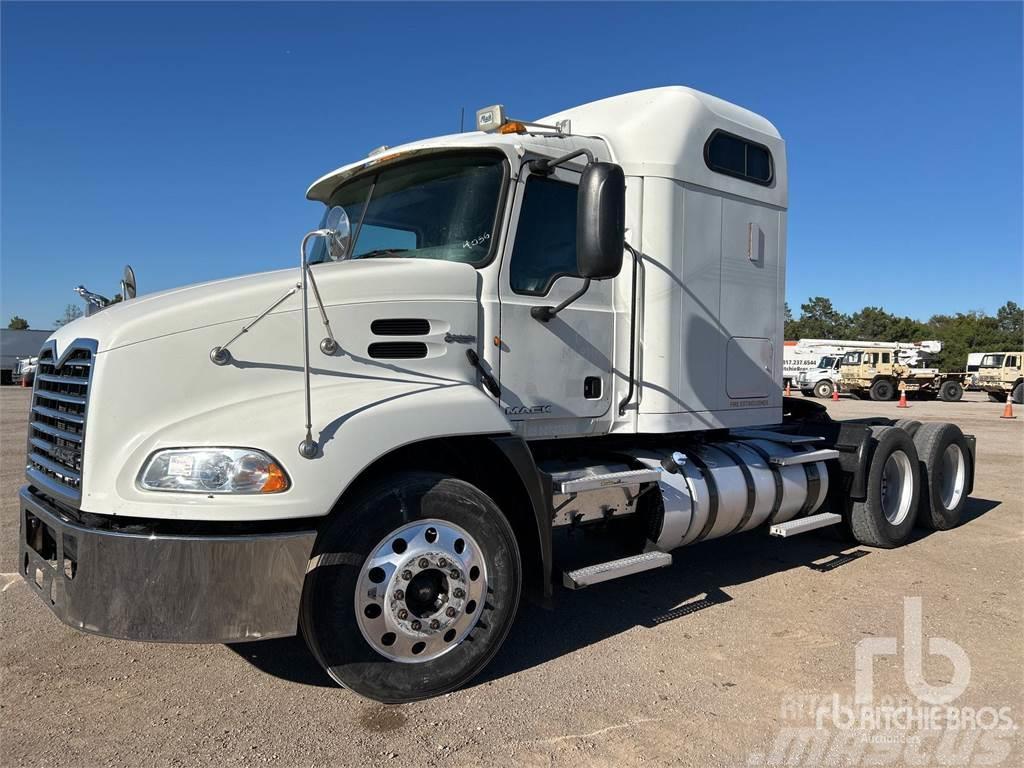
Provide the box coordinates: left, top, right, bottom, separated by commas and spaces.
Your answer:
26, 340, 96, 503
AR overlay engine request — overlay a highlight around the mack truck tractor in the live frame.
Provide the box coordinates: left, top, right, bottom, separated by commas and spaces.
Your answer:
18, 87, 977, 703
976, 352, 1024, 403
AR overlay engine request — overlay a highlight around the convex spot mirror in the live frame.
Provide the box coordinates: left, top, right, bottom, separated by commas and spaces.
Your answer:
324, 205, 352, 261
121, 264, 137, 299
576, 162, 625, 280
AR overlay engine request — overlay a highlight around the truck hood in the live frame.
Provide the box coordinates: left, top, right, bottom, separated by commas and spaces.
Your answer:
46, 258, 480, 356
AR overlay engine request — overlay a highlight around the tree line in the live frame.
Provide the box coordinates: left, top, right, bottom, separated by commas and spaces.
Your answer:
8, 297, 1023, 372
785, 298, 1024, 370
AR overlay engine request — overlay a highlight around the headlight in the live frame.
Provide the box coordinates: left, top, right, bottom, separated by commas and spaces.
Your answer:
139, 448, 289, 494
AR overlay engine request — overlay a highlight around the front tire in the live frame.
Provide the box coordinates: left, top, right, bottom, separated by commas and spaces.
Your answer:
300, 472, 522, 703
1013, 383, 1023, 404
850, 426, 921, 548
870, 379, 895, 402
938, 380, 963, 402
814, 380, 835, 399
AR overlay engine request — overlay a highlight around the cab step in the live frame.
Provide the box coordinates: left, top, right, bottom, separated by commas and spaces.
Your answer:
769, 512, 842, 537
562, 551, 672, 590
552, 467, 661, 494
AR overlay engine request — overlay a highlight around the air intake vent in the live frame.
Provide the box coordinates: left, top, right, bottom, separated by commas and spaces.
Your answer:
371, 318, 430, 336
368, 342, 428, 360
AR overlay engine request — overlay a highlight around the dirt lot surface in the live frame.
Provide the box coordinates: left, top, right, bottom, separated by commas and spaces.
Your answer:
1, 386, 1021, 767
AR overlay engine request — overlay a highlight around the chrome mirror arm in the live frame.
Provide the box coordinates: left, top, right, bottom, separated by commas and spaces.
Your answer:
209, 285, 300, 365
304, 264, 339, 356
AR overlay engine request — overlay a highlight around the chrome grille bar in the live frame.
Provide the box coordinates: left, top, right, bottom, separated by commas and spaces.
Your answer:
36, 373, 90, 386
26, 338, 97, 505
31, 404, 85, 425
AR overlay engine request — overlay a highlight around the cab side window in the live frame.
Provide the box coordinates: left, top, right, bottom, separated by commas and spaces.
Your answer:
510, 176, 578, 295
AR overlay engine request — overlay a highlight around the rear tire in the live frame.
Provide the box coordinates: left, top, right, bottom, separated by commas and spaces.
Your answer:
300, 472, 522, 703
870, 379, 895, 402
1013, 383, 1023, 404
850, 426, 921, 548
814, 380, 835, 399
938, 380, 963, 402
893, 419, 922, 438
911, 423, 971, 530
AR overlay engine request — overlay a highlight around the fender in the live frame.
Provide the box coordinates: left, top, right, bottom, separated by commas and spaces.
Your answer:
100, 377, 514, 522
487, 435, 553, 599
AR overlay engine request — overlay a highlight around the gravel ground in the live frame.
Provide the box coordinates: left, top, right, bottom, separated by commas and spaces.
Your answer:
1, 387, 1021, 767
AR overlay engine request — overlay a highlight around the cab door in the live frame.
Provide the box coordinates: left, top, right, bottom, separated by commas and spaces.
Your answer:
496, 164, 615, 436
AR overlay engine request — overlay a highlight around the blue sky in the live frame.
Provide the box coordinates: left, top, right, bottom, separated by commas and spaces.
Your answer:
2, 1, 1021, 329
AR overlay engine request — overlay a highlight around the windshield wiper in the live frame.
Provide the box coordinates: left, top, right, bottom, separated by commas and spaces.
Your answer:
357, 248, 410, 259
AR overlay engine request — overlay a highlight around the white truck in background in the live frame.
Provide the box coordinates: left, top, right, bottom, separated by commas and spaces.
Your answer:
786, 339, 942, 399
18, 87, 977, 703
0, 329, 53, 385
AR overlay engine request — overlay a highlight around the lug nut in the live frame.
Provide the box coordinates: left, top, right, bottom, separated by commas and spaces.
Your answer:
397, 609, 409, 620
394, 589, 404, 600
418, 558, 430, 569
410, 620, 422, 631
438, 557, 448, 568
401, 570, 412, 581
445, 607, 457, 618
450, 569, 460, 580
453, 588, 465, 599
429, 619, 440, 630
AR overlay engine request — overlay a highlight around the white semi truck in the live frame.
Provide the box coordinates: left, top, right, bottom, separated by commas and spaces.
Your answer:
18, 87, 976, 703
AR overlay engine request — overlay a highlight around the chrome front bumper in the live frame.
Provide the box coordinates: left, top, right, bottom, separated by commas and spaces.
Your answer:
18, 486, 317, 644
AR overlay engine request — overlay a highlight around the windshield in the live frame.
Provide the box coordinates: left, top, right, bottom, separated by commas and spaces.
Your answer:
308, 152, 506, 266
980, 354, 1005, 367
842, 352, 862, 365
818, 356, 837, 369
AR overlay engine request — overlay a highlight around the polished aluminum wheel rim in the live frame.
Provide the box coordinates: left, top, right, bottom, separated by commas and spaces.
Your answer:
880, 450, 914, 525
938, 443, 966, 510
355, 519, 487, 663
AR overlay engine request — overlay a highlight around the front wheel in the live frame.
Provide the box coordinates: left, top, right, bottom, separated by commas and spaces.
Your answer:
938, 380, 963, 402
1013, 383, 1023, 404
300, 473, 522, 703
814, 380, 835, 399
870, 379, 895, 401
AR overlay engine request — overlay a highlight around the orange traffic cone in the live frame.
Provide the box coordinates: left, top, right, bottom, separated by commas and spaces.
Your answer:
1000, 393, 1016, 419
831, 387, 840, 402
897, 387, 909, 409
784, 381, 791, 397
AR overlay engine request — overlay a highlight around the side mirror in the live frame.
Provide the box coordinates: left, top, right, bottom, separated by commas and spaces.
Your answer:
324, 205, 352, 261
576, 162, 625, 279
121, 264, 137, 300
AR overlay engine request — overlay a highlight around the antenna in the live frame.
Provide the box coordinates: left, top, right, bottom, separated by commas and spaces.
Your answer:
459, 107, 465, 133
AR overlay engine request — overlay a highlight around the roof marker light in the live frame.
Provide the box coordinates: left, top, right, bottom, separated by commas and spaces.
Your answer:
476, 105, 507, 132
